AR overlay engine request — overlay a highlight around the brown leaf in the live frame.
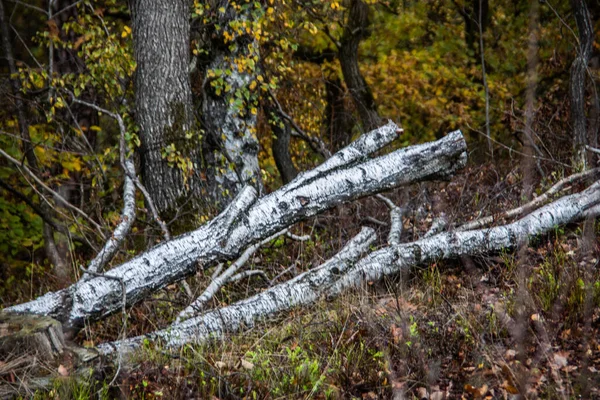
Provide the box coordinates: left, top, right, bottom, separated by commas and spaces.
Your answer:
47, 19, 60, 40
464, 383, 488, 398
500, 381, 519, 394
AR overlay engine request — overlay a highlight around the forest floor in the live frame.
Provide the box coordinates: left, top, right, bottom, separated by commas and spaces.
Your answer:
3, 160, 600, 399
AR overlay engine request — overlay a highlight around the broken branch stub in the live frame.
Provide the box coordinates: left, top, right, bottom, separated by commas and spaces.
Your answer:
6, 125, 467, 332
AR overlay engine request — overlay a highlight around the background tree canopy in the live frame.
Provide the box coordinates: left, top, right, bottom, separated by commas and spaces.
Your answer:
1, 0, 599, 398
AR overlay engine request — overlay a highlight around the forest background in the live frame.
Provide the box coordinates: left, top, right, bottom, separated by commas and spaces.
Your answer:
1, 0, 599, 398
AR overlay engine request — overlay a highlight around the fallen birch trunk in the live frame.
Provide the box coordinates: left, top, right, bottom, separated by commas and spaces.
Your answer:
331, 181, 600, 293
100, 181, 600, 355
5, 123, 467, 333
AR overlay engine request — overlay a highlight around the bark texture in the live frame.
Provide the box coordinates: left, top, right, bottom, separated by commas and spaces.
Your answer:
199, 1, 262, 206
5, 123, 467, 332
339, 0, 382, 132
129, 0, 200, 213
266, 104, 298, 184
98, 227, 377, 354
570, 0, 594, 167
325, 76, 354, 150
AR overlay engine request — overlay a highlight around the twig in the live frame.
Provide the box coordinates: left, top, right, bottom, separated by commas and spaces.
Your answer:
269, 265, 297, 286
68, 94, 172, 242
211, 263, 224, 281
285, 231, 311, 241
424, 213, 448, 238
268, 89, 332, 159
362, 216, 388, 227
586, 145, 600, 155
229, 270, 268, 283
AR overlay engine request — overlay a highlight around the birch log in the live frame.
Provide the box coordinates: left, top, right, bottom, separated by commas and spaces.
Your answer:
5, 123, 467, 332
100, 182, 600, 355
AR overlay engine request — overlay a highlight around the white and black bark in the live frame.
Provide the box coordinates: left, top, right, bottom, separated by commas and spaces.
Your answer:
129, 0, 201, 213
100, 181, 600, 355
199, 1, 262, 206
98, 227, 377, 354
5, 123, 467, 333
331, 181, 600, 293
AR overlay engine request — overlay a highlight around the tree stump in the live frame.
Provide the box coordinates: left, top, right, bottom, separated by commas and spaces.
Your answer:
0, 312, 66, 362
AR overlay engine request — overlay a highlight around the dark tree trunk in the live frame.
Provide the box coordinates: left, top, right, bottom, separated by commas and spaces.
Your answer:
266, 105, 298, 184
570, 0, 594, 167
129, 0, 201, 213
339, 0, 382, 132
324, 76, 354, 150
453, 0, 489, 60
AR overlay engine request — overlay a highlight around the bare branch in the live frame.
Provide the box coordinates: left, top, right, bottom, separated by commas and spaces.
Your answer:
424, 213, 448, 238
376, 194, 404, 245
99, 227, 377, 354
176, 229, 289, 322
229, 270, 268, 283
7, 129, 466, 331
268, 89, 332, 159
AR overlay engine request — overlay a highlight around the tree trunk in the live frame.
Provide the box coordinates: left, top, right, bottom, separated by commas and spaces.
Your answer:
570, 0, 594, 168
325, 76, 354, 150
6, 123, 467, 333
339, 0, 382, 132
266, 104, 298, 184
129, 0, 200, 213
199, 1, 262, 206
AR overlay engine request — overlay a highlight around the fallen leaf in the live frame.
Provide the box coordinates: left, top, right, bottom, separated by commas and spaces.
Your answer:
501, 380, 519, 394
58, 364, 69, 377
416, 386, 429, 399
240, 359, 254, 370
552, 352, 569, 369
464, 383, 488, 398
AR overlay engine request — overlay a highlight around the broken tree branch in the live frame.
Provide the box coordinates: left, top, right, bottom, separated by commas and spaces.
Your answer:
331, 181, 600, 294
85, 159, 136, 274
177, 229, 288, 322
376, 194, 404, 245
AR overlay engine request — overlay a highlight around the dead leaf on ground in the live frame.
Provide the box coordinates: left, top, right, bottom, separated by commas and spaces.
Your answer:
57, 364, 69, 377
